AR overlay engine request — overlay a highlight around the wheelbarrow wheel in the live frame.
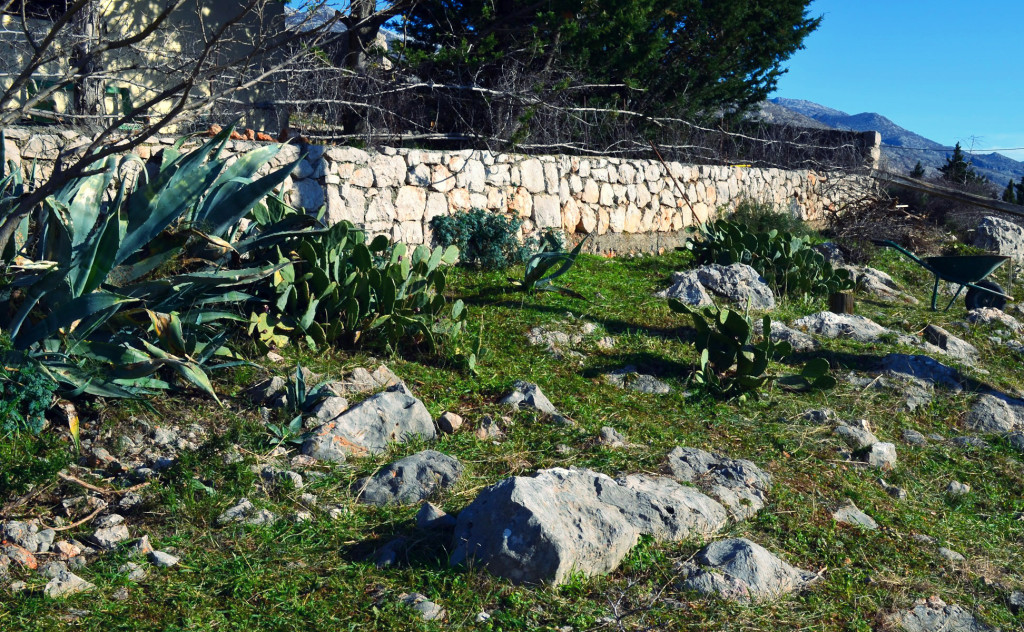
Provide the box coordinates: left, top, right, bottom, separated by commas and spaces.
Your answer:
965, 280, 1007, 311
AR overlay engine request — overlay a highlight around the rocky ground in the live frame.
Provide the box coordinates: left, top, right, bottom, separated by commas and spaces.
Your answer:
3, 219, 1024, 631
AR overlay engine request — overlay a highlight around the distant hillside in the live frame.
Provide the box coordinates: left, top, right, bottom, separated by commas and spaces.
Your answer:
767, 98, 1024, 187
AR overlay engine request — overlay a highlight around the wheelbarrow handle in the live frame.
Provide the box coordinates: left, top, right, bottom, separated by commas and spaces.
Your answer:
872, 239, 926, 265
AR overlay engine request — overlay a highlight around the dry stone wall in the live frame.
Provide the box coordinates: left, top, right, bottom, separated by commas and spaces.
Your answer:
1, 127, 875, 252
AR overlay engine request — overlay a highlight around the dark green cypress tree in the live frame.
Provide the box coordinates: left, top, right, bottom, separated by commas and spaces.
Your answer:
939, 143, 986, 186
1003, 179, 1018, 204
910, 161, 926, 178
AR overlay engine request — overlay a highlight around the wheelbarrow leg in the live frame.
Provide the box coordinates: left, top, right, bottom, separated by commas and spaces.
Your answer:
931, 275, 940, 311
944, 284, 966, 311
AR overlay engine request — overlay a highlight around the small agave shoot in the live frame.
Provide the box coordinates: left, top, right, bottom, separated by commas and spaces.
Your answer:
511, 233, 590, 299
670, 300, 834, 399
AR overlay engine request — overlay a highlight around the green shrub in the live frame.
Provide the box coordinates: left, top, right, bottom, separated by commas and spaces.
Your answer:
431, 209, 529, 269
728, 198, 816, 237
0, 430, 72, 498
0, 361, 57, 434
684, 219, 853, 299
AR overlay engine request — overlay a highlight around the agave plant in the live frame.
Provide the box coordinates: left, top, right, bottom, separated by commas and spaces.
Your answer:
511, 233, 590, 299
0, 126, 300, 400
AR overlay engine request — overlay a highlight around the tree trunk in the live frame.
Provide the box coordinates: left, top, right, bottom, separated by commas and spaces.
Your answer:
72, 0, 104, 120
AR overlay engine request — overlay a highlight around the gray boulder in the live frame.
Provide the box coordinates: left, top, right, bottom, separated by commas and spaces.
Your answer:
974, 215, 1024, 263
679, 538, 818, 603
657, 270, 714, 307
792, 312, 888, 342
416, 502, 457, 529
853, 266, 919, 305
965, 393, 1024, 434
332, 365, 402, 395
835, 424, 878, 450
450, 467, 727, 585
865, 442, 898, 470
302, 384, 435, 462
43, 570, 95, 598
968, 307, 1022, 332
354, 450, 463, 506
309, 396, 349, 424
500, 381, 560, 416
897, 597, 996, 632
663, 446, 772, 521
695, 264, 775, 311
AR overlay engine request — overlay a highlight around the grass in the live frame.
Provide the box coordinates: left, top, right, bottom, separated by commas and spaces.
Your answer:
2, 244, 1024, 631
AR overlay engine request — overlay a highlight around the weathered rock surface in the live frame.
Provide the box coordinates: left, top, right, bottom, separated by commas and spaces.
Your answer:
662, 446, 772, 521
833, 500, 877, 529
657, 270, 713, 307
882, 354, 962, 391
450, 467, 729, 585
792, 312, 888, 342
598, 426, 630, 448
499, 381, 560, 417
922, 324, 978, 364
302, 384, 435, 461
216, 498, 277, 526
973, 215, 1024, 263
865, 442, 897, 470
965, 393, 1024, 434
399, 592, 446, 621
43, 570, 95, 598
896, 596, 996, 632
0, 521, 55, 554
754, 319, 819, 352
603, 366, 672, 394
698, 264, 776, 310
835, 423, 879, 450
679, 538, 817, 603
968, 307, 1021, 332
354, 450, 463, 505
416, 502, 457, 529
852, 266, 920, 304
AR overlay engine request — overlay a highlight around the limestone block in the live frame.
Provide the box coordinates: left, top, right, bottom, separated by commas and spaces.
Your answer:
578, 160, 591, 178
470, 193, 488, 210
660, 190, 675, 209
706, 185, 717, 205
672, 213, 684, 231
395, 221, 424, 245
430, 165, 455, 192
562, 198, 582, 233
636, 185, 652, 208
580, 205, 598, 233
326, 146, 370, 163
599, 183, 615, 207
569, 175, 583, 195
406, 149, 441, 165
658, 207, 674, 232
609, 206, 626, 233
342, 185, 367, 223
649, 177, 664, 194
396, 186, 427, 221
509, 187, 533, 218
598, 208, 610, 235
22, 135, 61, 160
645, 163, 661, 181
336, 162, 355, 180
520, 159, 545, 193
591, 167, 608, 183
407, 163, 431, 187
371, 155, 406, 188
533, 194, 561, 229
292, 158, 314, 179
448, 188, 472, 211
425, 192, 449, 223
326, 186, 346, 225
543, 162, 559, 193
582, 179, 600, 204
324, 174, 341, 185
486, 187, 507, 210
623, 205, 642, 233
485, 164, 511, 186
640, 207, 657, 233
365, 192, 396, 224
559, 179, 571, 203
293, 179, 324, 211
618, 163, 636, 184
458, 159, 487, 192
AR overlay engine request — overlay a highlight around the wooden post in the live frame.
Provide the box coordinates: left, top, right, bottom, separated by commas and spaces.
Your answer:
829, 292, 855, 314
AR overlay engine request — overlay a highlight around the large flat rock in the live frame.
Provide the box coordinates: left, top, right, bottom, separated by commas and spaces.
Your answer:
679, 538, 817, 603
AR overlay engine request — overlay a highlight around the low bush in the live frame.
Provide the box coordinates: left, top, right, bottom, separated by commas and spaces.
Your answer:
432, 209, 529, 269
728, 198, 816, 237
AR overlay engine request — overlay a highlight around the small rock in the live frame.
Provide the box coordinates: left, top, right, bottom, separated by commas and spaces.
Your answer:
833, 500, 877, 530
374, 537, 407, 568
603, 366, 672, 394
835, 424, 878, 450
598, 426, 630, 448
9, 580, 27, 593
792, 311, 889, 342
754, 319, 819, 352
922, 324, 978, 364
246, 509, 278, 526
437, 412, 464, 434
881, 354, 962, 390
112, 586, 130, 601
865, 442, 897, 470
663, 447, 772, 522
217, 499, 256, 525
802, 408, 837, 424
54, 541, 82, 561
127, 535, 154, 557
38, 560, 68, 579
148, 550, 180, 568
93, 525, 130, 550
475, 415, 505, 441
911, 534, 937, 545
951, 436, 989, 449
119, 492, 145, 511
946, 481, 971, 496
967, 307, 1022, 331
897, 596, 997, 632
416, 502, 457, 529
1008, 590, 1024, 614
299, 493, 318, 507
119, 561, 149, 582
399, 592, 446, 621
902, 430, 928, 446
94, 514, 124, 529
937, 547, 965, 563
965, 393, 1024, 434
475, 612, 492, 623
878, 479, 907, 500
500, 380, 560, 416
44, 570, 95, 598
679, 538, 818, 603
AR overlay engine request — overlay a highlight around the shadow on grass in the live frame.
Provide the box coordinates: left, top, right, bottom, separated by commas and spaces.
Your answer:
340, 524, 454, 571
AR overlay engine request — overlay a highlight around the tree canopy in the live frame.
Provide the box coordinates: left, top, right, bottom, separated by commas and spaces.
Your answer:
401, 0, 821, 121
939, 143, 987, 187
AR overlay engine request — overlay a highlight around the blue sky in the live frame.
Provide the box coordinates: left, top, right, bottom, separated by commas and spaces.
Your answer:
772, 0, 1024, 161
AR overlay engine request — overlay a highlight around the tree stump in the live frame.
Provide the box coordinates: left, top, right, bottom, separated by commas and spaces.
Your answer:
829, 292, 855, 315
